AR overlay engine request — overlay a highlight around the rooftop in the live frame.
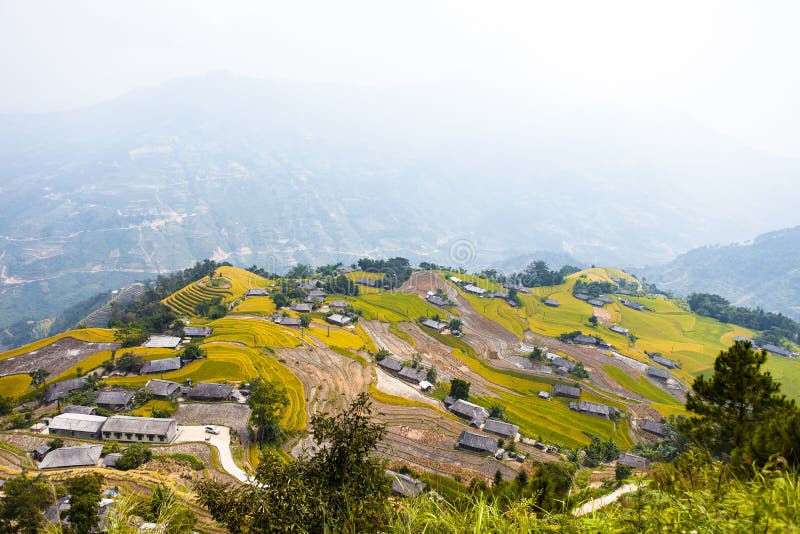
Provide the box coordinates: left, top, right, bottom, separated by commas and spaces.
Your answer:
552, 384, 581, 398
144, 379, 181, 397
456, 430, 498, 454
377, 357, 403, 373
143, 336, 181, 349
62, 405, 96, 415
140, 357, 182, 374
483, 418, 519, 438
188, 382, 233, 399
449, 399, 490, 423
39, 445, 103, 469
49, 413, 108, 434
102, 416, 176, 435
183, 326, 212, 337
95, 390, 134, 406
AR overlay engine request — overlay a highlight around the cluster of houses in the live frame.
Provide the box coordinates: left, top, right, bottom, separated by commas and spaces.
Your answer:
441, 396, 522, 457
269, 297, 356, 328
648, 352, 677, 369
419, 317, 449, 333
564, 333, 612, 349
425, 292, 450, 307
377, 357, 434, 391
573, 292, 614, 308
618, 297, 648, 312
732, 336, 798, 359
447, 276, 520, 307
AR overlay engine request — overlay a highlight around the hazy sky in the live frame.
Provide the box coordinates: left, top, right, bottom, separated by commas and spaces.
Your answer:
1, 0, 798, 157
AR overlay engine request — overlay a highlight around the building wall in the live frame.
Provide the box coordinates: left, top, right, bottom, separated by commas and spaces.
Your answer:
49, 428, 101, 440
101, 421, 177, 443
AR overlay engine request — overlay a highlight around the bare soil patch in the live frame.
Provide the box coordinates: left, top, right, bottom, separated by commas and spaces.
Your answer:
0, 337, 119, 377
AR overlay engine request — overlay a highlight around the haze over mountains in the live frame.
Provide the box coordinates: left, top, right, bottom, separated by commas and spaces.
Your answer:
1, 72, 799, 334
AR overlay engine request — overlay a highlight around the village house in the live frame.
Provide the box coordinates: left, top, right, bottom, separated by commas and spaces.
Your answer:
386, 470, 427, 498
144, 379, 181, 399
502, 283, 529, 293
32, 443, 53, 461
102, 416, 177, 443
552, 384, 581, 399
187, 382, 234, 401
587, 299, 605, 307
183, 326, 212, 338
377, 357, 403, 373
44, 377, 88, 404
550, 356, 576, 372
456, 430, 499, 455
39, 445, 103, 469
573, 293, 590, 301
650, 354, 677, 369
143, 335, 182, 349
48, 413, 109, 440
618, 452, 648, 469
245, 288, 270, 297
62, 405, 96, 415
95, 390, 135, 411
482, 418, 519, 439
463, 284, 487, 296
326, 313, 352, 327
426, 294, 448, 307
356, 277, 380, 287
609, 325, 629, 335
761, 344, 797, 358
538, 391, 551, 399
569, 400, 610, 418
103, 453, 122, 468
544, 299, 560, 307
619, 298, 646, 311
420, 318, 449, 332
328, 300, 348, 310
646, 366, 670, 381
299, 281, 319, 291
398, 366, 428, 384
573, 335, 597, 345
448, 399, 490, 426
290, 303, 313, 313
419, 380, 433, 392
277, 316, 303, 327
640, 419, 667, 437
140, 357, 182, 375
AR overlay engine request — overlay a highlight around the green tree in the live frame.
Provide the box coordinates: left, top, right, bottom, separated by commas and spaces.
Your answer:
64, 473, 102, 534
180, 344, 204, 361
48, 437, 65, 449
196, 393, 390, 533
449, 319, 462, 333
450, 378, 471, 400
529, 347, 545, 361
588, 315, 598, 326
248, 378, 289, 444
116, 443, 153, 471
0, 472, 53, 533
299, 314, 311, 328
0, 395, 14, 415
115, 352, 144, 373
146, 484, 197, 534
489, 404, 505, 420
375, 348, 392, 361
680, 341, 789, 463
28, 369, 50, 389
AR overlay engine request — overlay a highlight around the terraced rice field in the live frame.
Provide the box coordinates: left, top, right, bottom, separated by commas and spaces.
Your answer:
344, 292, 445, 324
131, 399, 175, 417
162, 278, 234, 316
107, 342, 306, 430
231, 296, 276, 316
205, 317, 305, 348
307, 322, 365, 351
601, 365, 679, 405
0, 374, 33, 398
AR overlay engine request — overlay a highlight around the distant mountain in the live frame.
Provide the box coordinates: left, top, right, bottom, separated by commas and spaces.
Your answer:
638, 226, 800, 320
2, 72, 799, 332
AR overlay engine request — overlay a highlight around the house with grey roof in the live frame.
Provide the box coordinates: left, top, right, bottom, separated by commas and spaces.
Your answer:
426, 295, 449, 307
640, 419, 667, 437
463, 284, 487, 296
278, 317, 303, 327
144, 379, 181, 399
49, 413, 109, 440
552, 384, 581, 399
456, 431, 498, 455
309, 289, 326, 298
587, 299, 605, 307
482, 419, 519, 439
299, 281, 319, 291
646, 366, 670, 381
326, 313, 352, 326
183, 326, 212, 338
62, 405, 96, 415
187, 382, 233, 401
290, 303, 313, 313
569, 400, 610, 418
544, 299, 560, 307
449, 399, 490, 426
596, 295, 614, 304
550, 356, 576, 371
574, 293, 590, 301
609, 325, 629, 335
32, 443, 53, 461
95, 390, 135, 411
377, 357, 403, 373
329, 300, 348, 310
140, 357, 182, 375
761, 344, 797, 358
420, 318, 449, 332
39, 445, 103, 469
386, 470, 427, 498
620, 298, 646, 311
101, 416, 177, 443
44, 377, 87, 404
245, 288, 270, 297
103, 453, 123, 468
650, 354, 677, 369
398, 366, 429, 384
143, 336, 182, 349
618, 452, 648, 469
356, 277, 380, 287
573, 335, 597, 345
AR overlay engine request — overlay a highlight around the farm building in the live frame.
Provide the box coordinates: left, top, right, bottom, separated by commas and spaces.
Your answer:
463, 284, 487, 296
377, 357, 403, 373
573, 335, 597, 345
356, 277, 380, 287
102, 416, 177, 443
278, 317, 302, 327
62, 405, 96, 415
488, 291, 509, 300
32, 443, 53, 461
646, 366, 670, 381
95, 390, 135, 411
449, 276, 463, 284
618, 452, 648, 469
650, 354, 677, 369
419, 380, 433, 391
386, 470, 427, 498
569, 401, 610, 418
552, 384, 581, 399
573, 293, 590, 301
448, 399, 490, 426
456, 431, 499, 455
502, 283, 528, 293
426, 295, 448, 307
761, 344, 797, 358
587, 299, 605, 307
183, 326, 212, 338
290, 303, 313, 313
544, 299, 560, 307
420, 318, 449, 332
483, 419, 519, 439
328, 300, 348, 310
326, 313, 352, 326
246, 288, 270, 297
299, 281, 319, 291
640, 419, 667, 437
103, 453, 123, 468
596, 295, 614, 304
550, 356, 576, 371
39, 445, 103, 469
398, 366, 428, 384
609, 325, 629, 335
308, 289, 326, 298
48, 413, 108, 440
143, 336, 181, 349
538, 391, 551, 399
145, 379, 181, 399
187, 382, 234, 401
442, 396, 457, 407
140, 357, 182, 375
44, 377, 88, 404
620, 298, 646, 311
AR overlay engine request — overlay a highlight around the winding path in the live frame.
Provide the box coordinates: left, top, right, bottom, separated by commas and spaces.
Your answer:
174, 425, 249, 483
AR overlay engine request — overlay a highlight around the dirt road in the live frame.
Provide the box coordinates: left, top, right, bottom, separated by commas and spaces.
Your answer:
175, 425, 249, 483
